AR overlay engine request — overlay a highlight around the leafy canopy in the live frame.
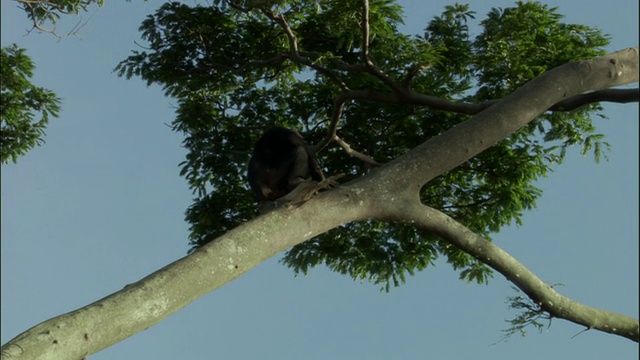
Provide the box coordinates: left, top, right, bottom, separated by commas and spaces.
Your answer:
1, 44, 61, 164
116, 0, 609, 291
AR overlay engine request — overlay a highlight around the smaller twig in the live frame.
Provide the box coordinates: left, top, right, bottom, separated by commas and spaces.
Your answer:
21, 0, 91, 38
355, 0, 406, 94
570, 327, 592, 340
334, 135, 382, 167
402, 64, 430, 89
311, 93, 349, 153
308, 92, 381, 168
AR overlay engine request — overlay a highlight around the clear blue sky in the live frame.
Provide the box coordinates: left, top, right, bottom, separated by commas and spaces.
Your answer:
1, 1, 638, 359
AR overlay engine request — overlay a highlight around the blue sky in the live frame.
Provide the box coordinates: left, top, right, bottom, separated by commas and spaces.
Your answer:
1, 1, 638, 359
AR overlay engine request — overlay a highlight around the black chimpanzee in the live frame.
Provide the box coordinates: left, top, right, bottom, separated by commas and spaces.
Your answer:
247, 127, 325, 203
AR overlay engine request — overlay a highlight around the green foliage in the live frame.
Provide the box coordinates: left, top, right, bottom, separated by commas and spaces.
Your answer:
17, 0, 106, 27
116, 1, 611, 290
496, 285, 556, 342
475, 1, 609, 97
1, 44, 61, 164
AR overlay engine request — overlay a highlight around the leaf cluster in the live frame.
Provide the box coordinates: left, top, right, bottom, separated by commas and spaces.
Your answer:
1, 44, 61, 164
496, 285, 555, 342
17, 0, 105, 27
116, 1, 611, 290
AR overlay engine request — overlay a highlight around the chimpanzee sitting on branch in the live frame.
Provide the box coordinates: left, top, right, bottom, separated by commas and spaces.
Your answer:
247, 127, 340, 212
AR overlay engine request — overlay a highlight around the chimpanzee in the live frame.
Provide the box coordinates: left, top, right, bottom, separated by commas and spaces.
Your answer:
247, 127, 325, 203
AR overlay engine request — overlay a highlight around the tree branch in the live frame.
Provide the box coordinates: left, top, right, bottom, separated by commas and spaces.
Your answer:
308, 92, 381, 167
381, 202, 639, 341
334, 135, 381, 166
260, 8, 349, 90
343, 87, 639, 115
550, 88, 639, 111
310, 93, 347, 154
360, 0, 371, 61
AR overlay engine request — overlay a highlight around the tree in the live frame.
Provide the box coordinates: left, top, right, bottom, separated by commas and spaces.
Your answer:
1, 44, 61, 164
1, 1, 638, 359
